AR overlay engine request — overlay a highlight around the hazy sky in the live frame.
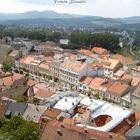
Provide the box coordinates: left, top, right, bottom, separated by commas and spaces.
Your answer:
0, 0, 140, 18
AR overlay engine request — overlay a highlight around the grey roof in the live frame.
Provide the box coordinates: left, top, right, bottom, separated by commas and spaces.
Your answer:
5, 102, 28, 117
126, 125, 140, 137
42, 91, 79, 107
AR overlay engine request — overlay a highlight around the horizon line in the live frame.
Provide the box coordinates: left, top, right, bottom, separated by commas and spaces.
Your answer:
0, 10, 139, 19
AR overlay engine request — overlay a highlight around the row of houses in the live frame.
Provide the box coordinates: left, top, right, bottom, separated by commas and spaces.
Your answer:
14, 46, 140, 111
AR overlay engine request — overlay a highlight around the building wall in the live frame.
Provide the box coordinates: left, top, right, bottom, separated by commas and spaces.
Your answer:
59, 68, 78, 86
132, 70, 140, 78
132, 95, 140, 111
104, 68, 113, 78
78, 63, 89, 80
78, 83, 89, 94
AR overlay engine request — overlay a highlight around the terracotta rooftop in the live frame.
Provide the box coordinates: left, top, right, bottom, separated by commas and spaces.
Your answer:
39, 62, 50, 70
20, 55, 33, 65
120, 74, 133, 84
91, 47, 108, 55
111, 54, 135, 64
26, 79, 38, 87
12, 73, 24, 81
99, 80, 113, 92
131, 77, 140, 86
35, 88, 53, 100
0, 76, 13, 86
89, 77, 106, 90
110, 113, 136, 136
62, 118, 75, 126
60, 59, 86, 73
80, 76, 93, 86
135, 112, 140, 121
103, 58, 121, 71
42, 108, 62, 120
107, 82, 130, 97
121, 74, 133, 81
79, 49, 93, 56
0, 73, 24, 87
40, 120, 126, 140
92, 58, 121, 71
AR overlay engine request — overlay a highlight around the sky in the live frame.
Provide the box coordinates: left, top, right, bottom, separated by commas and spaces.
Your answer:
0, 0, 140, 18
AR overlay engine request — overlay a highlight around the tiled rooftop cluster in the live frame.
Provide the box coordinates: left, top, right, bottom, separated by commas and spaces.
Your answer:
0, 41, 140, 140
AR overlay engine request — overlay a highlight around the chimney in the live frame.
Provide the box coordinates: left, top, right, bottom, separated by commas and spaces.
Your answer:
65, 98, 67, 102
84, 126, 88, 133
91, 138, 96, 140
61, 124, 65, 128
57, 129, 63, 136
109, 134, 113, 139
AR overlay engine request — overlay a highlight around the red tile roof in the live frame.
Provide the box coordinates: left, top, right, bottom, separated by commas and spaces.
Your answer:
79, 49, 92, 56
110, 113, 136, 136
135, 112, 140, 121
40, 120, 126, 140
89, 77, 106, 90
41, 108, 62, 120
92, 47, 108, 55
111, 54, 135, 64
107, 82, 130, 97
35, 89, 53, 99
80, 76, 93, 86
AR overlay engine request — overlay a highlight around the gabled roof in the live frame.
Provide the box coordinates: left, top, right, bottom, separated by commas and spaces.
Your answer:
26, 79, 38, 87
92, 58, 121, 71
0, 73, 24, 87
39, 62, 50, 70
79, 49, 92, 56
5, 102, 28, 117
120, 74, 133, 81
107, 82, 130, 97
40, 120, 126, 140
111, 54, 135, 64
35, 88, 53, 100
79, 76, 93, 86
89, 77, 106, 90
41, 108, 62, 120
131, 77, 140, 86
23, 104, 47, 123
60, 59, 86, 73
20, 55, 33, 65
132, 85, 140, 97
92, 47, 108, 55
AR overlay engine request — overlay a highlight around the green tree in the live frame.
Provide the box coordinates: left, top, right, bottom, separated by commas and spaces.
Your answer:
14, 121, 40, 140
69, 31, 120, 52
2, 61, 14, 73
0, 116, 40, 140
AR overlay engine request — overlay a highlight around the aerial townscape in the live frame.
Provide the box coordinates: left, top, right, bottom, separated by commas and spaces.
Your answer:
0, 1, 140, 140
